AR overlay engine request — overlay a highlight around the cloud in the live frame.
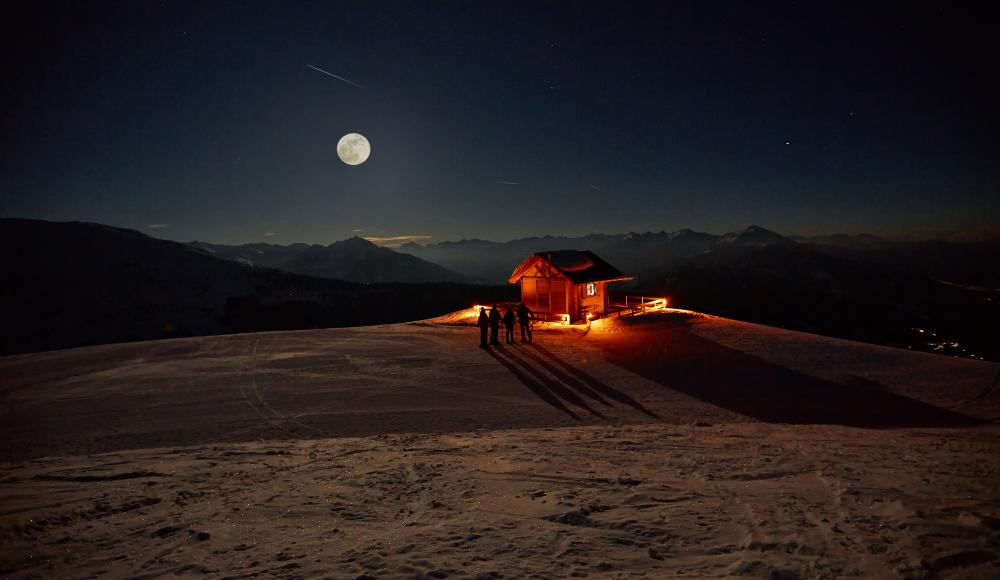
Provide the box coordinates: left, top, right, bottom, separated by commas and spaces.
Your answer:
147, 224, 169, 229
363, 235, 432, 248
264, 232, 277, 237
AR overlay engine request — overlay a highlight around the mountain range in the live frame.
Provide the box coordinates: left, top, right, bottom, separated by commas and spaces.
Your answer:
398, 226, 1000, 288
394, 226, 999, 360
190, 225, 1000, 361
1, 218, 996, 360
0, 219, 511, 355
191, 237, 463, 283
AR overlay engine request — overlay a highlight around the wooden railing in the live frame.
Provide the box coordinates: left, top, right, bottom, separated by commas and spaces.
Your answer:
608, 295, 668, 318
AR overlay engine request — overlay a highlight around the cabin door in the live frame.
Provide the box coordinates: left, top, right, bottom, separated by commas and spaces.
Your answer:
521, 276, 567, 315
521, 278, 536, 311
536, 279, 550, 311
550, 280, 567, 314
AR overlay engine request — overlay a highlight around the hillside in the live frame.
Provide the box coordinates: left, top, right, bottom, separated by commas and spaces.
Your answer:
189, 241, 313, 270
402, 226, 1000, 361
0, 219, 512, 355
4, 219, 996, 363
646, 232, 1000, 362
794, 234, 1000, 289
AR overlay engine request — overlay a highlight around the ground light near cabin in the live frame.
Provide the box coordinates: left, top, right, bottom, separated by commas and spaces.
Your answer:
460, 300, 686, 330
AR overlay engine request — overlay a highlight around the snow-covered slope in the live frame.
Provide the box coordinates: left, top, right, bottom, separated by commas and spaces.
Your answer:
2, 308, 995, 461
2, 310, 998, 579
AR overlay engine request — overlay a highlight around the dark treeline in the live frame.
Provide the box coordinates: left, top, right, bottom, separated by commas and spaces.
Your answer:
631, 241, 1000, 362
0, 219, 514, 355
221, 281, 515, 335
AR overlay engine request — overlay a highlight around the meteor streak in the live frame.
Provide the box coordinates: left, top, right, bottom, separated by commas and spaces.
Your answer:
306, 64, 368, 91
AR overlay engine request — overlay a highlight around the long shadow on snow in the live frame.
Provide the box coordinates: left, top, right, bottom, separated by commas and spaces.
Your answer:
493, 345, 607, 419
520, 343, 660, 419
484, 347, 580, 420
591, 314, 980, 428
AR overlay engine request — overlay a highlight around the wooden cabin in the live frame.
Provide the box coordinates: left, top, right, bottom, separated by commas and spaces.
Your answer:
508, 250, 633, 322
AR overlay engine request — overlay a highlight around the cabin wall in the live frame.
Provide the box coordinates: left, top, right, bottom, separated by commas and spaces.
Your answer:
518, 261, 570, 316
578, 281, 607, 316
514, 257, 628, 321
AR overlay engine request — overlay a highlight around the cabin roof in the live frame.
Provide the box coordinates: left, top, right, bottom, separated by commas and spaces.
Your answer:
509, 250, 633, 284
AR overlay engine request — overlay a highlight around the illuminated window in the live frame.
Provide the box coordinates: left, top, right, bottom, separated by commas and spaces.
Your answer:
585, 283, 597, 297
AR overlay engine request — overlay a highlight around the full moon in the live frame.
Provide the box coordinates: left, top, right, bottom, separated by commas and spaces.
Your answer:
337, 133, 371, 165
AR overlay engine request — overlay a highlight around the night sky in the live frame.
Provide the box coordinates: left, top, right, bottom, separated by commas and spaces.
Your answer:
3, 1, 997, 245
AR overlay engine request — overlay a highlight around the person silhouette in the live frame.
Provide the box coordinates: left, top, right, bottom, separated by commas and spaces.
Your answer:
477, 307, 489, 348
488, 304, 502, 345
503, 306, 516, 343
517, 303, 533, 343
